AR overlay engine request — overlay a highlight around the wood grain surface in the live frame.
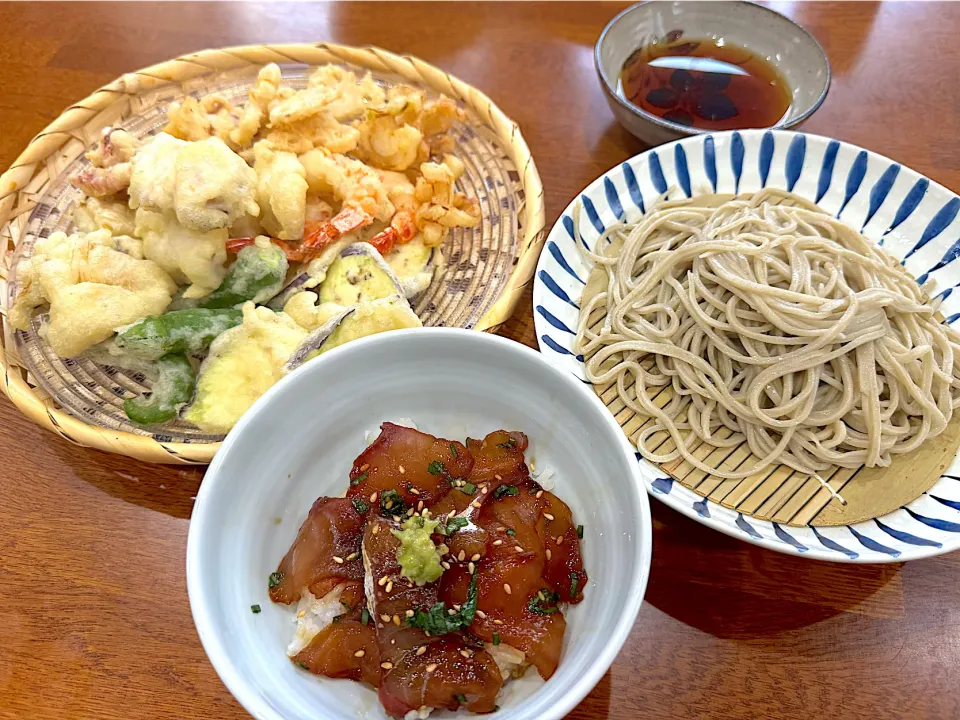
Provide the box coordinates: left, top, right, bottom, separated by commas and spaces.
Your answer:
1, 3, 960, 719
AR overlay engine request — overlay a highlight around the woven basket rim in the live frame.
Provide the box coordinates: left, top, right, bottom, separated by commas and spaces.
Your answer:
0, 42, 546, 465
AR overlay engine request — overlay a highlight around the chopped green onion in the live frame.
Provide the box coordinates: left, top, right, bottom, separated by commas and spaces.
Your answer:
350, 472, 368, 486
352, 497, 370, 514
251, 604, 261, 614
445, 516, 469, 534
297, 661, 309, 670
450, 443, 459, 458
361, 608, 370, 625
493, 484, 519, 500
459, 481, 477, 495
341, 601, 352, 612
505, 528, 515, 536
527, 588, 560, 615
569, 573, 579, 598
497, 437, 517, 449
492, 632, 501, 646
427, 460, 445, 475
577, 524, 584, 539
268, 571, 284, 589
455, 694, 467, 704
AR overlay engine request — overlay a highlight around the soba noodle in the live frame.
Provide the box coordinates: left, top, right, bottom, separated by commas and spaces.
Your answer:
574, 188, 960, 479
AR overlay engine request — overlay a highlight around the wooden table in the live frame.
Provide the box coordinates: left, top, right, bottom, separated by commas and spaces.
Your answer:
1, 2, 959, 718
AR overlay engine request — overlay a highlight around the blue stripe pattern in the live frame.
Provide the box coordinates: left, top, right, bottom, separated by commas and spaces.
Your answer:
888, 177, 929, 233
561, 214, 587, 250
931, 495, 960, 512
621, 162, 644, 213
848, 526, 901, 558
546, 241, 585, 284
785, 135, 805, 192
581, 196, 604, 235
540, 335, 583, 361
904, 197, 960, 260
811, 527, 858, 559
731, 132, 744, 193
816, 140, 840, 203
759, 130, 774, 187
703, 136, 717, 192
674, 144, 691, 197
535, 305, 575, 334
736, 513, 762, 539
862, 163, 900, 230
534, 130, 960, 562
649, 151, 667, 194
651, 477, 674, 494
773, 523, 808, 552
838, 150, 868, 217
537, 270, 578, 309
875, 519, 943, 548
604, 177, 624, 220
905, 507, 960, 533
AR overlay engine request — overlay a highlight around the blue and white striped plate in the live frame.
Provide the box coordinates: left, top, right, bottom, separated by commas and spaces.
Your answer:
533, 129, 960, 563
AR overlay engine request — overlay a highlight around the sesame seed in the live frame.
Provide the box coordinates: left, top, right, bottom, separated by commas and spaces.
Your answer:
393, 515, 401, 522
399, 465, 406, 474
538, 591, 545, 601
468, 562, 476, 574
557, 535, 565, 545
460, 649, 472, 658
392, 639, 396, 644
393, 615, 401, 626
447, 510, 457, 520
448, 608, 457, 615
458, 550, 466, 562
546, 548, 552, 560
373, 524, 380, 535
297, 610, 306, 618
381, 614, 391, 622
333, 556, 344, 564
493, 619, 504, 625
494, 474, 502, 481
406, 507, 415, 517
410, 487, 420, 495
379, 576, 389, 586
354, 650, 365, 658
471, 501, 482, 509
453, 604, 461, 611
476, 610, 487, 619
471, 553, 481, 562
543, 512, 555, 521
514, 546, 523, 552
416, 646, 427, 656
426, 663, 438, 673
455, 480, 464, 487
360, 464, 369, 472
441, 561, 451, 570
370, 492, 378, 503
346, 552, 359, 561
406, 609, 415, 617
381, 662, 393, 669
536, 490, 543, 499
492, 539, 503, 546
386, 580, 393, 593
418, 500, 424, 511
481, 486, 488, 495
385, 500, 394, 510
503, 583, 512, 595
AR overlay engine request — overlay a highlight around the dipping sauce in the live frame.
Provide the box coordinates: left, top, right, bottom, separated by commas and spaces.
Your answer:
619, 34, 792, 130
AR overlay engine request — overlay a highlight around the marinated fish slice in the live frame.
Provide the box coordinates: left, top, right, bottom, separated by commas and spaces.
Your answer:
465, 430, 530, 487
270, 497, 367, 605
363, 517, 502, 717
438, 540, 566, 681
348, 423, 472, 507
535, 487, 588, 604
294, 620, 380, 687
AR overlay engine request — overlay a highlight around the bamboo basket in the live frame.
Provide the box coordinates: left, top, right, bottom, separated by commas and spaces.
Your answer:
0, 43, 546, 465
